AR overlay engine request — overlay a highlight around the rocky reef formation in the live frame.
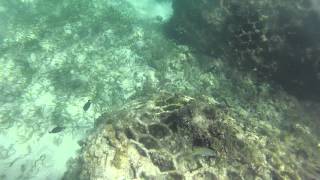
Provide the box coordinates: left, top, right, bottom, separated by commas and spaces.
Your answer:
63, 93, 320, 179
165, 0, 320, 99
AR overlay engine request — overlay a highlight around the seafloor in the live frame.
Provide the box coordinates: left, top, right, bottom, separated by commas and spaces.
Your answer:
0, 0, 319, 180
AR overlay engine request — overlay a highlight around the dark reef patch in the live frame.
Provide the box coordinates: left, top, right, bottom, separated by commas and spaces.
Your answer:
165, 0, 320, 100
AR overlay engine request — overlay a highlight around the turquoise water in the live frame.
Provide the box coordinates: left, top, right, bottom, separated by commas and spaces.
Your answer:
0, 0, 319, 179
0, 1, 179, 179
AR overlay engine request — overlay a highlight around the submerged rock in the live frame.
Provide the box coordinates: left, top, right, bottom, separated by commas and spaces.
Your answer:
63, 93, 320, 179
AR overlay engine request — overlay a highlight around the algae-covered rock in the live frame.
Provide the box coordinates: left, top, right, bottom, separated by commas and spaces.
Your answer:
63, 93, 320, 179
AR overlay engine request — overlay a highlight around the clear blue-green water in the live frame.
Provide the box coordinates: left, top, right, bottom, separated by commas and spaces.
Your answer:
0, 1, 177, 179
0, 0, 319, 179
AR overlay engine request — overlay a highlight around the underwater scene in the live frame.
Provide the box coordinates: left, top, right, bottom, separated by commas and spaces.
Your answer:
0, 0, 320, 179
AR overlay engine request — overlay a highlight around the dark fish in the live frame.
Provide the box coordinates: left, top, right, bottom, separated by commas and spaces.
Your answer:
49, 126, 65, 133
83, 100, 91, 111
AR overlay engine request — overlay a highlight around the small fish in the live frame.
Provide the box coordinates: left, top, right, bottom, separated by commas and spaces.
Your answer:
191, 147, 216, 158
83, 100, 91, 112
49, 126, 65, 133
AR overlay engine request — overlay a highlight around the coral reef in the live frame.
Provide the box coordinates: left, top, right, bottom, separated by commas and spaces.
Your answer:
63, 93, 320, 179
1, 0, 320, 179
166, 0, 320, 99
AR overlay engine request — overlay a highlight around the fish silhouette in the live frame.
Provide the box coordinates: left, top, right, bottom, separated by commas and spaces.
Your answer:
49, 126, 65, 133
83, 100, 91, 112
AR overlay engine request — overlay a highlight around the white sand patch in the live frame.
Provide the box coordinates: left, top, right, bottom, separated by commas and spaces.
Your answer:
0, 128, 83, 180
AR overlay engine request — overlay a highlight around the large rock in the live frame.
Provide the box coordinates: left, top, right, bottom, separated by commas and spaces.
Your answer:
165, 0, 320, 99
63, 93, 320, 179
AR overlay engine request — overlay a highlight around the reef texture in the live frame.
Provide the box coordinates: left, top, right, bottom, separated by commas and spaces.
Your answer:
63, 93, 320, 180
166, 0, 320, 99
